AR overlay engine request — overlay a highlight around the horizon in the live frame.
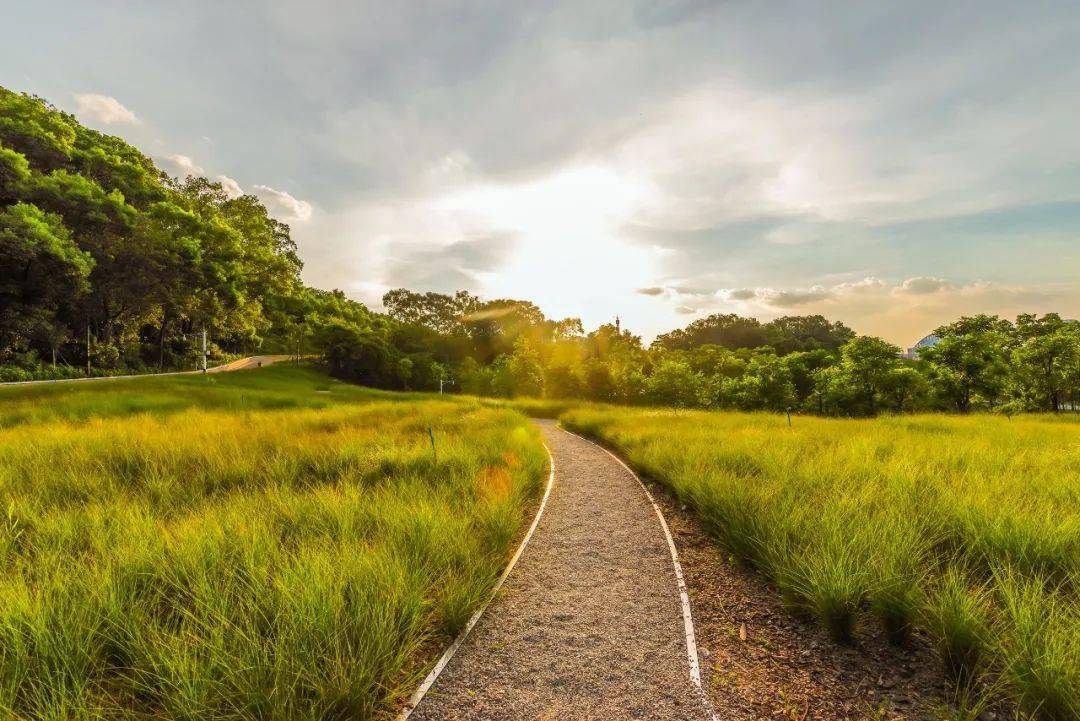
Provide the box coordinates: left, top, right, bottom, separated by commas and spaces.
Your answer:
3, 2, 1078, 346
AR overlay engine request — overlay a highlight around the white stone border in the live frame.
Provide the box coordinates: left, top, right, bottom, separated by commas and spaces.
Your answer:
560, 427, 719, 721
395, 441, 556, 720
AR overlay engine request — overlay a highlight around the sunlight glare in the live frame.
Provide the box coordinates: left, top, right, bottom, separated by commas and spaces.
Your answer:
435, 165, 659, 325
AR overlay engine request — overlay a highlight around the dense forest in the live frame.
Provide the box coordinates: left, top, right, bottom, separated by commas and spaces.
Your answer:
2, 87, 1078, 414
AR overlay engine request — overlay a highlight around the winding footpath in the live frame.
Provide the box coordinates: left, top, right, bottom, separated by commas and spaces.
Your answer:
408, 420, 713, 721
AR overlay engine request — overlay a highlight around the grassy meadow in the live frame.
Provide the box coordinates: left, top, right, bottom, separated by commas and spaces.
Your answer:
562, 408, 1080, 719
0, 366, 547, 720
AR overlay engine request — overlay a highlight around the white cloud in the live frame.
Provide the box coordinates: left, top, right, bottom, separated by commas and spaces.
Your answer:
74, 93, 138, 124
253, 184, 313, 222
162, 154, 205, 177
759, 286, 835, 307
898, 276, 953, 295
216, 175, 244, 199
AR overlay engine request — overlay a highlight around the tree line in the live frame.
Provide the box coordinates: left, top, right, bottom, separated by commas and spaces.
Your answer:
2, 87, 1077, 414
365, 291, 1079, 415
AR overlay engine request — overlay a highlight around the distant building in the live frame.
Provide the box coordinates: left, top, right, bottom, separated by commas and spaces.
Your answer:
901, 334, 940, 360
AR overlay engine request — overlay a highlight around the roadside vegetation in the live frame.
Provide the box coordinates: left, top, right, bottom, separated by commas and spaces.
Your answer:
0, 365, 547, 719
562, 407, 1080, 719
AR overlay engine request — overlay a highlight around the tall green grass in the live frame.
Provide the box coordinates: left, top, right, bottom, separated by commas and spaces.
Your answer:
561, 408, 1080, 719
0, 367, 547, 719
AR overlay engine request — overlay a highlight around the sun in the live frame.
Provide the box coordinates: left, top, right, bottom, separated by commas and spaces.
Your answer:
434, 164, 660, 325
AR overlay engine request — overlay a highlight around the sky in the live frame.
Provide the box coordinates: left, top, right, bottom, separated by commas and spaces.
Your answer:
2, 1, 1078, 346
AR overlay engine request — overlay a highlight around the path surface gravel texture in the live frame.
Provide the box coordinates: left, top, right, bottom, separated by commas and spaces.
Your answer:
411, 420, 708, 721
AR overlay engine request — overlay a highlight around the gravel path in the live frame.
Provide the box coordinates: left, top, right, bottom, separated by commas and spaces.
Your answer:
410, 421, 709, 721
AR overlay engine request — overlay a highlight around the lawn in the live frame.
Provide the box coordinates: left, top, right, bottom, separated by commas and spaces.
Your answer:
561, 407, 1080, 719
0, 366, 547, 720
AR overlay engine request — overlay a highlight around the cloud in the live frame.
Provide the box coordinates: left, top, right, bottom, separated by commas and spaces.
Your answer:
839, 277, 887, 293
216, 175, 244, 199
725, 288, 758, 301
675, 306, 697, 314
759, 286, 835, 307
898, 276, 952, 294
671, 285, 711, 296
253, 185, 313, 222
636, 286, 665, 296
73, 93, 138, 124
382, 232, 517, 293
161, 154, 205, 177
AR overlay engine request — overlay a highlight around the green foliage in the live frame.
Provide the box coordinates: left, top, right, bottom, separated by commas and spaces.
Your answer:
645, 358, 702, 407
653, 312, 766, 351
0, 86, 308, 373
1010, 314, 1080, 413
762, 314, 855, 354
0, 202, 93, 354
921, 315, 1011, 412
0, 144, 31, 201
720, 350, 796, 411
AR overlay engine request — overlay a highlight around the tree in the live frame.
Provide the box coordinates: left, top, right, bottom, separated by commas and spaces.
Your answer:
382, 288, 480, 336
919, 315, 1011, 412
0, 91, 76, 171
645, 359, 702, 407
652, 313, 766, 351
490, 338, 544, 397
315, 320, 397, 387
782, 349, 835, 405
825, 336, 902, 416
762, 315, 855, 354
1010, 314, 1080, 412
0, 144, 31, 203
722, 350, 797, 411
879, 366, 929, 413
582, 359, 616, 401
544, 364, 583, 399
0, 202, 93, 353
682, 344, 747, 379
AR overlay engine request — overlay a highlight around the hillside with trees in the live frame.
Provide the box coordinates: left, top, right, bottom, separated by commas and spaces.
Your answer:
2, 86, 1078, 414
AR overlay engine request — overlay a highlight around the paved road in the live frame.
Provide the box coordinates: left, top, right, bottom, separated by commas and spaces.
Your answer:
0, 355, 294, 386
205, 355, 293, 373
409, 420, 709, 721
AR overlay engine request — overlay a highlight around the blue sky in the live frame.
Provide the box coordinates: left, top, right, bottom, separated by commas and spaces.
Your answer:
3, 1, 1078, 344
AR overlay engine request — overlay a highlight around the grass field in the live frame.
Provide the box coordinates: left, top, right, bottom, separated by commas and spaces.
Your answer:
562, 408, 1080, 719
0, 366, 547, 720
